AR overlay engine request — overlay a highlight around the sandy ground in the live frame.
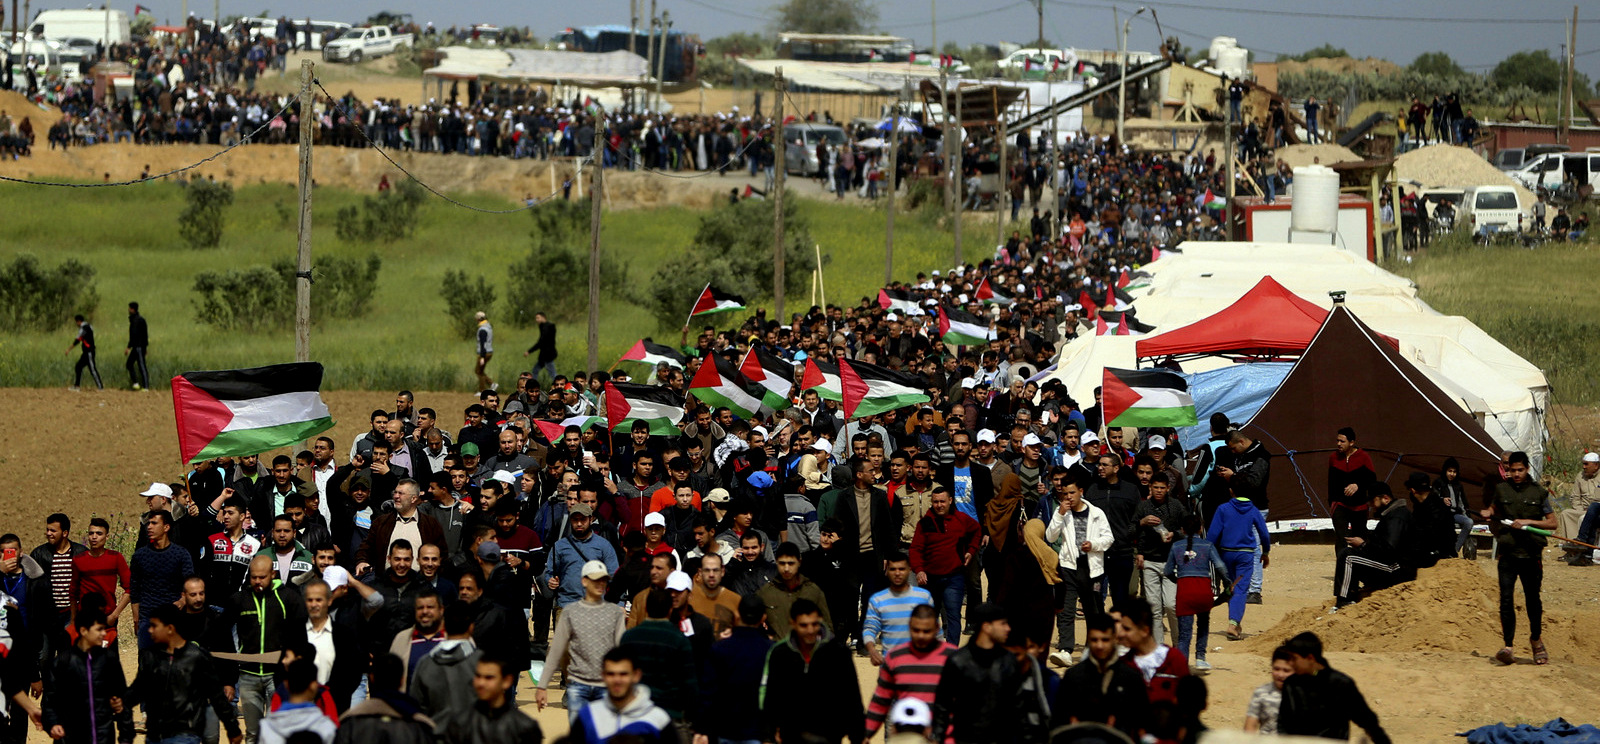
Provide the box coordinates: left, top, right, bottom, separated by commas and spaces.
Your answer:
6, 387, 1600, 742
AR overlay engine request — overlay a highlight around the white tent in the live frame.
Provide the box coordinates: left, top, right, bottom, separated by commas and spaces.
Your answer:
1048, 241, 1548, 468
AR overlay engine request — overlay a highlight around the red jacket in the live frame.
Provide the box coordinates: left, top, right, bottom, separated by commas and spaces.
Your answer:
909, 510, 981, 576
1124, 645, 1190, 704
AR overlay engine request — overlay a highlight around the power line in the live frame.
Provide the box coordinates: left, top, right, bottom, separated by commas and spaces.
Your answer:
1050, 0, 1598, 25
0, 97, 296, 188
883, 2, 1033, 30
676, 0, 773, 23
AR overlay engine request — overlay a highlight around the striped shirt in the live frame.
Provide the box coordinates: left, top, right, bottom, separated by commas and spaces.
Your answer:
864, 641, 956, 737
862, 585, 935, 648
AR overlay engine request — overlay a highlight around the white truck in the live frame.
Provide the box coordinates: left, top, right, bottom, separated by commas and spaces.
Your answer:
28, 9, 130, 47
321, 25, 413, 63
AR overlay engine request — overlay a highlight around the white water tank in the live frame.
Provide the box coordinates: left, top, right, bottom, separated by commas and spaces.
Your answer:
1209, 36, 1237, 61
1291, 165, 1340, 235
1216, 47, 1250, 79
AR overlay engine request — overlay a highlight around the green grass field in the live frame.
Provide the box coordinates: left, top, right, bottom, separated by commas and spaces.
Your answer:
0, 181, 972, 390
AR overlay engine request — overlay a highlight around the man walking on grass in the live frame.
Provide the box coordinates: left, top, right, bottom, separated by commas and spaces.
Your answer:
66, 314, 103, 391
125, 301, 149, 391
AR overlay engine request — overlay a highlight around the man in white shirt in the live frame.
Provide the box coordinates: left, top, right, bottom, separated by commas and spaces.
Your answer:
1045, 475, 1112, 663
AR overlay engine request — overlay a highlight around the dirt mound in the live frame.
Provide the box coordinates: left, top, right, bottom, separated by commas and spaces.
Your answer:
1277, 143, 1362, 169
0, 89, 63, 130
1395, 144, 1536, 207
1242, 559, 1600, 663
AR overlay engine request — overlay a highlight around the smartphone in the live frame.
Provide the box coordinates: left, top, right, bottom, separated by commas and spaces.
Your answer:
2, 548, 15, 562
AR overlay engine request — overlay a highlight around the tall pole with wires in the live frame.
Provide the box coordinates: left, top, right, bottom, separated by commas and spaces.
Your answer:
588, 115, 604, 373
774, 67, 786, 322
953, 83, 963, 266
294, 59, 314, 363
885, 92, 901, 285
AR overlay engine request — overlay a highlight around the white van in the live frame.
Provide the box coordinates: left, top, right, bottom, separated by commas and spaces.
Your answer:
7, 38, 86, 82
1465, 185, 1527, 235
1511, 151, 1600, 194
29, 9, 130, 46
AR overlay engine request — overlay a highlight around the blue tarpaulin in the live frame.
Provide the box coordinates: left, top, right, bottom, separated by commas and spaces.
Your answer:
1174, 363, 1293, 451
1462, 718, 1600, 744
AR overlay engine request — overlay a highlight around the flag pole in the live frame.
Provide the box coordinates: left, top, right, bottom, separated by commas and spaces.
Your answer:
685, 282, 710, 329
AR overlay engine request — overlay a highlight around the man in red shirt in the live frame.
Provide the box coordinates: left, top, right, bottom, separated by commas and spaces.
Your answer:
909, 488, 980, 641
1328, 427, 1377, 544
70, 518, 131, 631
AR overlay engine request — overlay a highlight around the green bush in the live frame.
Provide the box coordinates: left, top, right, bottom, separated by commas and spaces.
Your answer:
193, 254, 381, 331
0, 254, 99, 331
335, 179, 427, 243
440, 269, 498, 338
178, 179, 235, 249
192, 266, 292, 331
646, 194, 822, 329
504, 200, 629, 328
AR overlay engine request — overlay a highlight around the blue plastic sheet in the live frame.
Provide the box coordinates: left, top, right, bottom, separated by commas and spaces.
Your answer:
1462, 718, 1600, 744
1173, 362, 1294, 451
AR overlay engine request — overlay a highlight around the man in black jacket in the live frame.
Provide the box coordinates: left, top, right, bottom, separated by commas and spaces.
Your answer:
524, 312, 558, 384
1218, 431, 1272, 604
122, 604, 242, 744
30, 513, 85, 667
1334, 484, 1414, 608
759, 598, 862, 744
1052, 613, 1148, 740
1278, 632, 1391, 744
230, 555, 304, 744
435, 655, 542, 744
819, 457, 899, 648
1404, 472, 1457, 569
125, 301, 149, 390
932, 602, 1024, 744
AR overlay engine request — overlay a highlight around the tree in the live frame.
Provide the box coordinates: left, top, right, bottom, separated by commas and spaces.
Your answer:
772, 0, 878, 35
1492, 49, 1590, 96
503, 200, 628, 328
1409, 51, 1463, 78
646, 194, 821, 330
177, 179, 234, 249
1285, 44, 1349, 62
706, 32, 772, 58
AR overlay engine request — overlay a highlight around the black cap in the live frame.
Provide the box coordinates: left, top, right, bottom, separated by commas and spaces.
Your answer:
1405, 472, 1432, 491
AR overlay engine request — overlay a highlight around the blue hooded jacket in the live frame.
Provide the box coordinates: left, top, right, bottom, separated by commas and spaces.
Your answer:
1207, 497, 1271, 553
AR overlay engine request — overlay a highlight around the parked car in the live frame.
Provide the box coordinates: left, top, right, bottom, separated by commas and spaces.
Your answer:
322, 25, 414, 63
1493, 143, 1568, 172
1510, 151, 1600, 196
783, 123, 848, 176
997, 47, 1077, 72
1465, 185, 1528, 238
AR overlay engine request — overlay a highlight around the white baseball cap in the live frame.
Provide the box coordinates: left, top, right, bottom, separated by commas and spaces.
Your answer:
890, 698, 932, 728
582, 560, 612, 580
1081, 431, 1100, 444
490, 470, 517, 485
665, 570, 693, 592
1021, 433, 1043, 447
1148, 435, 1168, 450
885, 312, 900, 322
141, 482, 174, 499
812, 439, 832, 452
960, 377, 976, 389
976, 429, 997, 443
322, 565, 350, 590
1585, 452, 1600, 464
644, 512, 667, 528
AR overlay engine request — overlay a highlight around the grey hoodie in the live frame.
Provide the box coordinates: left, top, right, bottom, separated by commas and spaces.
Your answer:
409, 638, 481, 716
259, 702, 336, 744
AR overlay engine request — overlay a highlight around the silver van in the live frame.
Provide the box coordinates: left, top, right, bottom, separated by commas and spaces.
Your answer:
783, 123, 848, 176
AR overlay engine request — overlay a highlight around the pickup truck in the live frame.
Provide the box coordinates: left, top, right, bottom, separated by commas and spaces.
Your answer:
322, 26, 413, 63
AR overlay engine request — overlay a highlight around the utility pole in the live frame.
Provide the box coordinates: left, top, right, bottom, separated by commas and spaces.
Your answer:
294, 59, 314, 362
940, 66, 953, 217
587, 114, 604, 373
953, 83, 963, 266
773, 67, 786, 322
885, 95, 901, 284
646, 0, 657, 108
627, 0, 637, 111
1224, 113, 1235, 240
997, 113, 1008, 247
1116, 7, 1146, 145
930, 0, 937, 58
1563, 6, 1576, 144
655, 12, 670, 112
1036, 0, 1044, 48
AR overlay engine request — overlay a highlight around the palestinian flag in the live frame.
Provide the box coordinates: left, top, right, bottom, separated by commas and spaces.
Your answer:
878, 288, 923, 316
938, 305, 993, 347
1202, 188, 1226, 210
1078, 290, 1099, 318
689, 352, 764, 419
533, 416, 607, 444
741, 347, 794, 411
1095, 315, 1110, 336
618, 339, 688, 370
604, 381, 684, 436
1098, 310, 1155, 334
689, 284, 747, 319
975, 277, 1013, 306
801, 358, 843, 401
839, 358, 930, 419
1101, 367, 1198, 428
172, 362, 335, 464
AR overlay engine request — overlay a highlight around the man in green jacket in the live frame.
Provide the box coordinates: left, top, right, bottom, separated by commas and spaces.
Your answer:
757, 542, 832, 638
619, 588, 698, 727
